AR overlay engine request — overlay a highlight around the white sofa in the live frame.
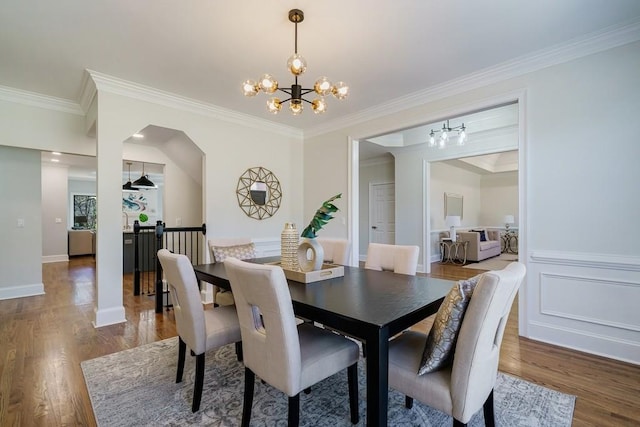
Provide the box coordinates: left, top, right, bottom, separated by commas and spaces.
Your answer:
456, 230, 501, 262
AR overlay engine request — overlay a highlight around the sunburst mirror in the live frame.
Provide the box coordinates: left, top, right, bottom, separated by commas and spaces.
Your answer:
236, 167, 282, 220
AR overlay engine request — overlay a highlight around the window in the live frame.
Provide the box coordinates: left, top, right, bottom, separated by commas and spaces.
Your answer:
73, 195, 97, 229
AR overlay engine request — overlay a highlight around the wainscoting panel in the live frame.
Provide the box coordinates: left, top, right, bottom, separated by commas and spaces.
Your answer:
540, 273, 640, 332
527, 250, 640, 365
252, 238, 280, 258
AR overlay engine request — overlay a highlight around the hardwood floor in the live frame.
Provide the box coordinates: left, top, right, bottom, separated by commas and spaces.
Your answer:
0, 257, 638, 426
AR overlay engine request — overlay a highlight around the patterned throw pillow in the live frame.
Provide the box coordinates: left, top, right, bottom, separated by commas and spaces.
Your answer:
212, 243, 256, 262
418, 274, 481, 375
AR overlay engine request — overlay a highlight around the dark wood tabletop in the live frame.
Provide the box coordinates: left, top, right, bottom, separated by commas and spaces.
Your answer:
193, 258, 453, 427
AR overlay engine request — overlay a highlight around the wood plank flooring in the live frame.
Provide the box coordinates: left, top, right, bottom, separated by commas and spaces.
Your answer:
0, 257, 638, 426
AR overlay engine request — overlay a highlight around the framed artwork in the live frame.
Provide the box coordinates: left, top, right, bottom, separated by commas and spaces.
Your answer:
444, 192, 463, 219
123, 190, 158, 224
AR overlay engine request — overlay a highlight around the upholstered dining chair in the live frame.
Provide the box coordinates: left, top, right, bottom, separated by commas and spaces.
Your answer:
317, 237, 351, 265
207, 238, 256, 306
387, 262, 526, 426
157, 249, 242, 412
224, 257, 360, 427
364, 243, 420, 275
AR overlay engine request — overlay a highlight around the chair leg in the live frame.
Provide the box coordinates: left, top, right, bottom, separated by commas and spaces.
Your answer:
483, 389, 495, 427
191, 353, 205, 412
405, 396, 413, 409
347, 363, 359, 424
288, 394, 300, 427
176, 337, 186, 383
241, 367, 255, 427
235, 341, 243, 362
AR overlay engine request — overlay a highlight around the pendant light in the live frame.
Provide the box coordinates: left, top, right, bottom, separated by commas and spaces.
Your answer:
132, 162, 156, 188
122, 162, 139, 192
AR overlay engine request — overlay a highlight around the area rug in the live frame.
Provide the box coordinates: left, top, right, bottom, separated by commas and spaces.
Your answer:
81, 337, 575, 427
463, 253, 520, 271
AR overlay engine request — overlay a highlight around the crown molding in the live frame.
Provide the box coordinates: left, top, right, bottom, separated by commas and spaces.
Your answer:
85, 70, 303, 139
0, 85, 83, 115
79, 70, 97, 113
360, 155, 394, 168
305, 19, 640, 139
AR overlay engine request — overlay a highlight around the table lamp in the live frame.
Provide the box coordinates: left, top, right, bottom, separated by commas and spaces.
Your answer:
445, 215, 461, 242
503, 215, 515, 231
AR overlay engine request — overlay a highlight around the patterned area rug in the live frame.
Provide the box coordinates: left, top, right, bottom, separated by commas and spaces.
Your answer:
81, 337, 575, 427
463, 254, 520, 271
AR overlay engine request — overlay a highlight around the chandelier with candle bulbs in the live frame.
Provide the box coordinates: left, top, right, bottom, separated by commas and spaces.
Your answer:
428, 120, 467, 148
242, 9, 349, 115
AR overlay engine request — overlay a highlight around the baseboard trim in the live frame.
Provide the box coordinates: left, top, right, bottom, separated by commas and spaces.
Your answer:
528, 320, 640, 365
0, 283, 45, 300
93, 306, 126, 328
42, 254, 69, 263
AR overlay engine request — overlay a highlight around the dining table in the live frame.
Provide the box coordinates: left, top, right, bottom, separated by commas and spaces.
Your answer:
193, 257, 453, 427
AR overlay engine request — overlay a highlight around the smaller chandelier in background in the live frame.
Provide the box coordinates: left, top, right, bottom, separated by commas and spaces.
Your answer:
242, 9, 349, 115
428, 120, 467, 148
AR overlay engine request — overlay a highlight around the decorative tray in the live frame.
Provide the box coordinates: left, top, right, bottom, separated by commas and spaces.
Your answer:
266, 262, 345, 284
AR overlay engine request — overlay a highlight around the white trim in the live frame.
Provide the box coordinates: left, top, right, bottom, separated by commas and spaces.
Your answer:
251, 238, 280, 258
306, 19, 640, 138
0, 283, 45, 300
93, 306, 126, 328
85, 70, 303, 139
0, 85, 83, 115
42, 254, 69, 263
79, 69, 97, 113
530, 250, 640, 272
348, 138, 359, 267
359, 156, 394, 168
422, 160, 430, 274
528, 320, 640, 366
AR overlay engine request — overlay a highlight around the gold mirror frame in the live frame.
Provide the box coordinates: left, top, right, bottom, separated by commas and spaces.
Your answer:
236, 167, 282, 220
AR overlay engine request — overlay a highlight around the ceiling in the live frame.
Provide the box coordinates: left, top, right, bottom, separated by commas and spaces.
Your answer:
2, 1, 640, 133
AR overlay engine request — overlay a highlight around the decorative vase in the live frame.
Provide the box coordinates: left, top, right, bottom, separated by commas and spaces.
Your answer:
297, 238, 324, 272
280, 223, 300, 271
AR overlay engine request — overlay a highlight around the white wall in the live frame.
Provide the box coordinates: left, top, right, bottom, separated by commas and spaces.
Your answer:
0, 146, 44, 299
480, 171, 518, 227
41, 164, 69, 262
304, 41, 640, 364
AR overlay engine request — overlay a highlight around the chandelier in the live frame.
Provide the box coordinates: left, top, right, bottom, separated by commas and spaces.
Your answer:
428, 120, 467, 148
242, 9, 349, 115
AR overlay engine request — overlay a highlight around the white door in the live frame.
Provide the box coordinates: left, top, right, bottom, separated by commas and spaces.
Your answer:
370, 183, 395, 244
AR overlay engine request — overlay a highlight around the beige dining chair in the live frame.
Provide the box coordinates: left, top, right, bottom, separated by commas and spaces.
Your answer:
157, 249, 242, 412
224, 257, 360, 427
388, 262, 526, 426
207, 238, 255, 306
317, 237, 351, 265
364, 243, 420, 275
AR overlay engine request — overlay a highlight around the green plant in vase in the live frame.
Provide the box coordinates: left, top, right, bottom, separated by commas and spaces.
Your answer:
301, 193, 342, 238
298, 193, 341, 272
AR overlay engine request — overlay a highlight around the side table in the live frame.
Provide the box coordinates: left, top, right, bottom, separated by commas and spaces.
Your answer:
501, 231, 518, 254
440, 239, 468, 265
